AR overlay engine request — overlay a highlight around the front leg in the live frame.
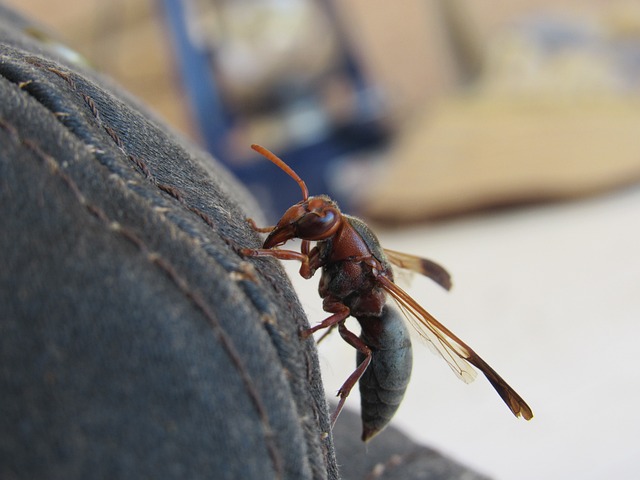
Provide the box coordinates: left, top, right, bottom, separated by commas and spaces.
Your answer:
241, 247, 309, 264
241, 245, 325, 281
246, 217, 275, 233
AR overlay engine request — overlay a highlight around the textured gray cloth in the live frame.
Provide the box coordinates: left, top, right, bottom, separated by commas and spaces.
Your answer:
0, 6, 335, 479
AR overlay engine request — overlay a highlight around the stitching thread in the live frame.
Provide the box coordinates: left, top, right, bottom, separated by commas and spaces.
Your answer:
45, 64, 229, 240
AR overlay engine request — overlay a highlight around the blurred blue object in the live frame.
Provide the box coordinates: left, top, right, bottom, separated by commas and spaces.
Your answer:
160, 0, 391, 221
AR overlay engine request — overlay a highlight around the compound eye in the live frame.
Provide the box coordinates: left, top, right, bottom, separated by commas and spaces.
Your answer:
296, 209, 338, 239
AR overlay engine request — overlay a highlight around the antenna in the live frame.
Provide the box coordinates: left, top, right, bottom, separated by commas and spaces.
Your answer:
251, 144, 309, 201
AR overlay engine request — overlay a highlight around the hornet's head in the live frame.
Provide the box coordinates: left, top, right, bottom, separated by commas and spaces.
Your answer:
250, 144, 343, 248
263, 195, 342, 248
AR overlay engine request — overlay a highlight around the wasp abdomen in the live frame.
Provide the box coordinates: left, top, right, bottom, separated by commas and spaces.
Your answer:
356, 306, 413, 441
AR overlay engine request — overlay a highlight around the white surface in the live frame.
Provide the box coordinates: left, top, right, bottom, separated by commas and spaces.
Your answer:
284, 185, 640, 479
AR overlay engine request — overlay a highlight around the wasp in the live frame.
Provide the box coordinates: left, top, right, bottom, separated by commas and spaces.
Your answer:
242, 144, 533, 441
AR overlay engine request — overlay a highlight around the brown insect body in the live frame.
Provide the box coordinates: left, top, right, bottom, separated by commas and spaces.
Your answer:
311, 215, 414, 440
315, 215, 391, 318
243, 144, 533, 441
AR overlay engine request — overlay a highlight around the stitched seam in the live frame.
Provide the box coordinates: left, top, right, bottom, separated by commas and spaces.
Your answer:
5, 59, 294, 340
0, 117, 284, 478
0, 55, 296, 325
17, 61, 289, 337
41, 63, 227, 237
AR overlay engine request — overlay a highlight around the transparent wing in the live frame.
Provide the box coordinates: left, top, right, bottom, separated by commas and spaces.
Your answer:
377, 274, 534, 420
384, 249, 452, 291
383, 278, 477, 384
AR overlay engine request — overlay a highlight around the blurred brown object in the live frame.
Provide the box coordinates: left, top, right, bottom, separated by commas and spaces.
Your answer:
8, 0, 640, 223
361, 3, 640, 222
362, 95, 640, 222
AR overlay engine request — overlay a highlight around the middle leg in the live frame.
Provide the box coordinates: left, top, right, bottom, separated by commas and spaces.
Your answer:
330, 322, 372, 427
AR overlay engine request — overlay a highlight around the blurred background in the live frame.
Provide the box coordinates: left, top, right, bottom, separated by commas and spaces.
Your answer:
5, 0, 640, 478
